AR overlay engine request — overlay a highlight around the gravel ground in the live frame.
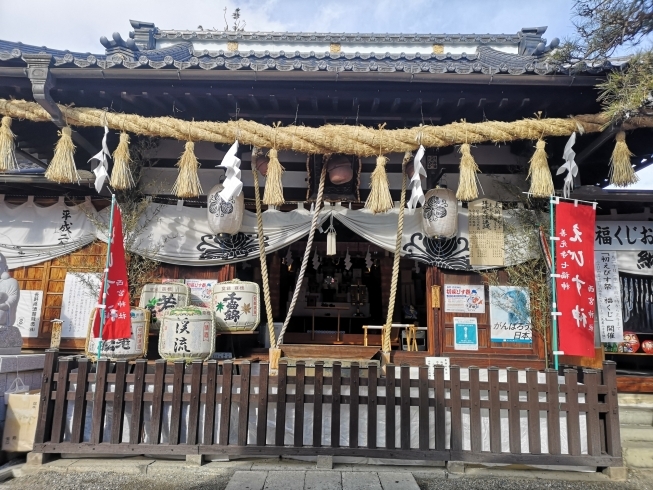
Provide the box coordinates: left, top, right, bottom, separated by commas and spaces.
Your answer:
1, 468, 651, 490
0, 471, 232, 490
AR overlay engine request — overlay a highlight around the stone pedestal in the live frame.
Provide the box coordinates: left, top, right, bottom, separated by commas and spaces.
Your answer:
0, 327, 22, 355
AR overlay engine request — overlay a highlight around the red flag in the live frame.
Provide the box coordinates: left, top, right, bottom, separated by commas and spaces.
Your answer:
92, 202, 131, 340
555, 201, 596, 357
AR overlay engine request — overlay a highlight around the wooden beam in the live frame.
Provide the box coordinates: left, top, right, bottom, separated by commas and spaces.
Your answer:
141, 92, 167, 112
15, 149, 47, 169
390, 98, 401, 113
498, 98, 509, 109
290, 97, 299, 110
311, 97, 319, 112
410, 98, 422, 113
457, 98, 466, 108
477, 98, 486, 109
227, 94, 238, 110
269, 95, 279, 111
248, 95, 260, 111
162, 93, 187, 113
204, 92, 225, 113
332, 97, 339, 111
352, 97, 359, 112
371, 98, 380, 113
576, 126, 620, 165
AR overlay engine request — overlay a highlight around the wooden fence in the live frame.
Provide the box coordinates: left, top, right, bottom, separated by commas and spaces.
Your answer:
33, 350, 622, 467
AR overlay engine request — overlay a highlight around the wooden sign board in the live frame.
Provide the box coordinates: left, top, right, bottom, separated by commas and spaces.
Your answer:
50, 321, 62, 349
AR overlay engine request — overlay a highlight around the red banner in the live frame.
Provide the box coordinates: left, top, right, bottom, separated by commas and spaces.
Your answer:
555, 201, 596, 357
92, 202, 131, 340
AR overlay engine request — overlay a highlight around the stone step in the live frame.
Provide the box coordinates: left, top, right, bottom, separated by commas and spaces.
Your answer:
623, 440, 653, 468
620, 406, 653, 426
619, 393, 653, 409
620, 425, 653, 442
225, 471, 420, 490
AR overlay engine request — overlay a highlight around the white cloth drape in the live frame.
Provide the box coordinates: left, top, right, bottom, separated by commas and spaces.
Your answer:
0, 196, 97, 268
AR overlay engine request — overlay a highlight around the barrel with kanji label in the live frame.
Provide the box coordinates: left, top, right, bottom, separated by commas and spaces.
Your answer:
138, 283, 191, 331
211, 279, 260, 332
158, 306, 215, 361
85, 307, 150, 361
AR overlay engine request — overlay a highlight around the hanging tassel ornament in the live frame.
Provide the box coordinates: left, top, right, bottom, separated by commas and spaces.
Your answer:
527, 139, 554, 197
110, 132, 135, 190
365, 155, 393, 213
609, 131, 639, 187
262, 147, 285, 207
45, 126, 80, 184
171, 141, 203, 198
456, 143, 480, 201
0, 117, 18, 172
326, 214, 337, 256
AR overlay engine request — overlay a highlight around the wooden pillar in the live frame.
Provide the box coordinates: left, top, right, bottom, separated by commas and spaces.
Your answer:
269, 254, 281, 320
426, 266, 439, 356
217, 264, 236, 282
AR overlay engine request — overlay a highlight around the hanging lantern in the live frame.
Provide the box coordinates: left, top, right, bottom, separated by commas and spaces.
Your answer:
326, 214, 337, 255
211, 279, 260, 332
85, 307, 150, 361
255, 154, 270, 176
207, 182, 244, 236
326, 154, 353, 185
159, 306, 216, 361
422, 187, 458, 239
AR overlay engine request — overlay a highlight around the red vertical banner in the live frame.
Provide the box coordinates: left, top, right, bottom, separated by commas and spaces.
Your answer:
92, 202, 131, 340
555, 201, 596, 357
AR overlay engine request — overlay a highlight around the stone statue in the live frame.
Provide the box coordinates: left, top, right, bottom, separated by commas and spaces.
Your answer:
0, 253, 23, 354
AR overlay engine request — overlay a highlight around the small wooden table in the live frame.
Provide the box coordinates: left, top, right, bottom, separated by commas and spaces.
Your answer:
305, 306, 351, 342
363, 324, 427, 350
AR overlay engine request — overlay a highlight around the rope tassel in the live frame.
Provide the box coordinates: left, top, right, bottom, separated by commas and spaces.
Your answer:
45, 126, 80, 184
171, 141, 203, 198
110, 132, 135, 190
456, 143, 480, 201
527, 139, 554, 197
262, 148, 285, 207
609, 131, 638, 187
0, 116, 18, 172
365, 155, 393, 213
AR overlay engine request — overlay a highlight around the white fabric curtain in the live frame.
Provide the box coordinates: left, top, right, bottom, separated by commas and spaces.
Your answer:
0, 196, 97, 268
1, 198, 539, 270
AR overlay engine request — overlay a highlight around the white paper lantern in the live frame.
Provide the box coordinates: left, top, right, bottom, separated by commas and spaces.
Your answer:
422, 187, 458, 239
85, 307, 150, 361
158, 306, 215, 361
207, 183, 244, 236
211, 279, 260, 332
138, 282, 191, 331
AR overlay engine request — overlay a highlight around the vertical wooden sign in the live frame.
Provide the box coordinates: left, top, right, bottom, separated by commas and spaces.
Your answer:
50, 320, 62, 349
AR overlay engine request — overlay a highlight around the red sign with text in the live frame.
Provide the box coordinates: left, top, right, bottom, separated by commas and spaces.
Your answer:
555, 202, 596, 357
92, 202, 131, 340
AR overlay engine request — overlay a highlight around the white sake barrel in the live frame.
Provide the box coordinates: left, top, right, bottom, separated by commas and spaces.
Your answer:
211, 279, 260, 332
207, 183, 244, 236
421, 187, 458, 239
158, 306, 215, 361
138, 283, 191, 331
85, 307, 150, 361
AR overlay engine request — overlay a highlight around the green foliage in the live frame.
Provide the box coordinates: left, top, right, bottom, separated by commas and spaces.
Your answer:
597, 50, 653, 122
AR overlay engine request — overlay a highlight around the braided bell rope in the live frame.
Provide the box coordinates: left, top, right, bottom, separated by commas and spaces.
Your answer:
4, 98, 653, 156
382, 152, 409, 353
275, 162, 328, 348
251, 148, 277, 348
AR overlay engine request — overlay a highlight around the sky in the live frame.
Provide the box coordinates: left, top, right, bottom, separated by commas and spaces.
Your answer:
0, 0, 579, 53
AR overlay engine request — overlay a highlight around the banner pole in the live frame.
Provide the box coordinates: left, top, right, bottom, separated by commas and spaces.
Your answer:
550, 197, 559, 371
97, 193, 116, 360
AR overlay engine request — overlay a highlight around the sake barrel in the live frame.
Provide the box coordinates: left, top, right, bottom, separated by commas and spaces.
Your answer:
207, 183, 244, 236
85, 307, 150, 361
158, 306, 215, 361
211, 279, 260, 332
138, 282, 190, 331
422, 187, 458, 239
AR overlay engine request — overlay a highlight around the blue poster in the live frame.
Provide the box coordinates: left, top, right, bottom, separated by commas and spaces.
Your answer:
454, 317, 478, 351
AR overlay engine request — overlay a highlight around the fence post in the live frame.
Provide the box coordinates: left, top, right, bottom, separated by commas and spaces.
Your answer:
602, 361, 622, 459
33, 349, 59, 445
49, 356, 73, 444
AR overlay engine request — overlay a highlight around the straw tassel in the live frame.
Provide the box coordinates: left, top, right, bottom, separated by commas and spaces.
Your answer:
456, 143, 480, 201
171, 141, 203, 198
0, 117, 18, 172
45, 126, 80, 183
609, 131, 638, 187
527, 139, 554, 197
110, 132, 135, 190
365, 155, 394, 213
262, 148, 285, 206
